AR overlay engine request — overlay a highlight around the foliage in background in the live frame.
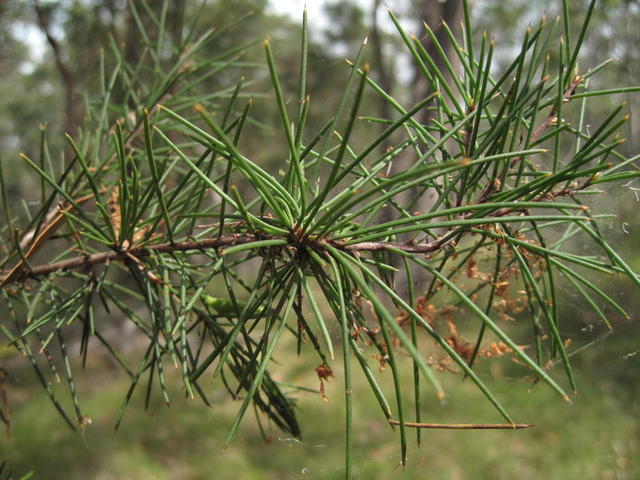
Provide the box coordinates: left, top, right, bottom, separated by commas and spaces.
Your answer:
1, 0, 639, 478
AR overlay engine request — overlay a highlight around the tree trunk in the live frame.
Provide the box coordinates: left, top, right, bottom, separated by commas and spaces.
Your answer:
370, 0, 394, 152
34, 1, 82, 140
411, 0, 464, 123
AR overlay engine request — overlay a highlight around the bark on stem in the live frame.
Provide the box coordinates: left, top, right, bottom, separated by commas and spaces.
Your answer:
1, 233, 453, 285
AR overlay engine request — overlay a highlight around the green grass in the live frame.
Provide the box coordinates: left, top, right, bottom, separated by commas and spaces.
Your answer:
2, 327, 639, 480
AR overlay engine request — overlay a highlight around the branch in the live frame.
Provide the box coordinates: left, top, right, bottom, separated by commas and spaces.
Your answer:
2, 185, 597, 287
2, 192, 589, 286
2, 235, 255, 284
342, 239, 447, 253
0, 193, 97, 288
1, 233, 458, 285
388, 419, 533, 429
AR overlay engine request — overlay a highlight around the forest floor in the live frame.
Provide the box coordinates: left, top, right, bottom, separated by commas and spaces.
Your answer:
1, 320, 639, 480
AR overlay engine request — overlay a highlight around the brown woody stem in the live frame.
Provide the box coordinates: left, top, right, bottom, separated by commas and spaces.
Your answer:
1, 233, 453, 285
388, 419, 533, 429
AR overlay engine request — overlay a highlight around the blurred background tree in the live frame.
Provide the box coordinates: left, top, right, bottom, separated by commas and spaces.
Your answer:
0, 1, 638, 478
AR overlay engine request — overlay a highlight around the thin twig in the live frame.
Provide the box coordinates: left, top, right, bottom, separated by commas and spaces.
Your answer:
388, 419, 533, 429
1, 233, 457, 284
0, 193, 96, 287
